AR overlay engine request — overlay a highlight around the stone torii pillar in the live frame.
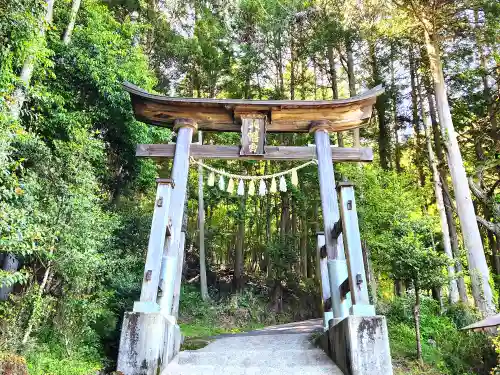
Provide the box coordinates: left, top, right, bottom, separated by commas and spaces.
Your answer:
158, 118, 197, 317
311, 121, 350, 326
117, 118, 196, 375
116, 177, 176, 375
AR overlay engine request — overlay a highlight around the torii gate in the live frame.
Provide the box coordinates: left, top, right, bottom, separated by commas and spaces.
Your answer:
116, 82, 393, 375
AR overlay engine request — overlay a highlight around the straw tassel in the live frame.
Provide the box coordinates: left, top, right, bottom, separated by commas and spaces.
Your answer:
227, 178, 234, 194
259, 179, 267, 196
270, 177, 277, 193
237, 179, 245, 196
279, 176, 287, 192
248, 180, 255, 196
218, 175, 225, 191
291, 169, 298, 186
208, 171, 215, 186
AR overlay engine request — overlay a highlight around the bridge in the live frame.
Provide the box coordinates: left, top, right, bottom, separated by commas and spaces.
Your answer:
116, 82, 393, 375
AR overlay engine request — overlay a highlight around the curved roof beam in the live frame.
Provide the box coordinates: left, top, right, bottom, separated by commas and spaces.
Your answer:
123, 82, 384, 133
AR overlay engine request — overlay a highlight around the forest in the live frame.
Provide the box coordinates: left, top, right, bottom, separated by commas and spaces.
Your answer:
0, 0, 499, 374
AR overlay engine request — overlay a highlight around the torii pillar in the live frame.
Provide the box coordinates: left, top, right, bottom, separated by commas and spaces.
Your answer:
116, 119, 196, 375
311, 121, 350, 326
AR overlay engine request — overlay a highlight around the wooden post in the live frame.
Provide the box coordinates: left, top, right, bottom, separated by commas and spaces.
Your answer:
158, 119, 196, 315
133, 179, 173, 311
312, 122, 349, 321
338, 182, 375, 316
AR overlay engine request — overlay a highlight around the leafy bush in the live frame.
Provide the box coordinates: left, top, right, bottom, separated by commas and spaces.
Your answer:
179, 284, 277, 338
0, 353, 28, 375
26, 344, 102, 375
492, 336, 500, 375
384, 296, 496, 375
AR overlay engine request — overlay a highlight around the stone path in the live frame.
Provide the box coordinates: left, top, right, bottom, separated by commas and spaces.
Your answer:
164, 319, 343, 375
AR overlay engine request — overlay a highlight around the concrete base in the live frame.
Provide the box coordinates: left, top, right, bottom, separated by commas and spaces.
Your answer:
323, 315, 393, 375
117, 311, 182, 375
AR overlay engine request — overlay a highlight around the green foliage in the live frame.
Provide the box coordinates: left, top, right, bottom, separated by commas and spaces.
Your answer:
0, 0, 52, 100
492, 335, 500, 375
0, 352, 28, 375
265, 235, 299, 283
0, 0, 164, 371
26, 344, 102, 375
384, 297, 496, 375
179, 285, 269, 338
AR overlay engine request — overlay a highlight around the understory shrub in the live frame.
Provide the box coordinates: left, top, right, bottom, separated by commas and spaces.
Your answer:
0, 353, 28, 375
179, 284, 287, 338
492, 335, 500, 375
382, 296, 496, 375
26, 343, 103, 375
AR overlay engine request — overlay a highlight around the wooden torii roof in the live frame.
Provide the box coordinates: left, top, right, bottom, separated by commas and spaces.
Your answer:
461, 313, 500, 332
123, 82, 384, 133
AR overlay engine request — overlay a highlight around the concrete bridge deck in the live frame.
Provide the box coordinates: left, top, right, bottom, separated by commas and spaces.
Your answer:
165, 320, 343, 375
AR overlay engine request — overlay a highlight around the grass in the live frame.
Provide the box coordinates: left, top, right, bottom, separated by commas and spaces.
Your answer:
25, 344, 103, 375
178, 285, 282, 340
180, 322, 266, 339
178, 285, 278, 351
393, 358, 443, 375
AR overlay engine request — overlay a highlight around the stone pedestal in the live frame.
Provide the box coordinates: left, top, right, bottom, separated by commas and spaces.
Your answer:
117, 312, 181, 375
327, 316, 393, 375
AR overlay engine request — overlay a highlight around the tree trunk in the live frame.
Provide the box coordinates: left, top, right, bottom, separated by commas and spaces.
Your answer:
277, 44, 285, 98
22, 263, 52, 345
271, 280, 283, 313
474, 10, 498, 139
197, 132, 209, 301
362, 241, 377, 305
469, 182, 500, 278
234, 196, 245, 291
346, 38, 360, 147
290, 34, 295, 100
62, 0, 81, 45
328, 46, 344, 148
291, 200, 297, 270
427, 90, 469, 303
390, 43, 402, 172
300, 217, 308, 277
280, 194, 290, 240
265, 165, 271, 275
409, 46, 425, 187
419, 85, 459, 303
424, 26, 495, 315
493, 234, 500, 278
369, 41, 390, 169
414, 286, 423, 365
394, 280, 404, 297
9, 0, 55, 120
